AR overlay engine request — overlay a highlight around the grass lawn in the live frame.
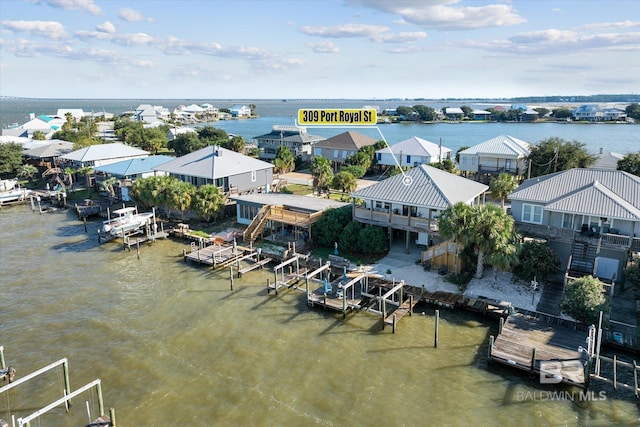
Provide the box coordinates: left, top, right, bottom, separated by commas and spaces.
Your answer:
281, 184, 313, 195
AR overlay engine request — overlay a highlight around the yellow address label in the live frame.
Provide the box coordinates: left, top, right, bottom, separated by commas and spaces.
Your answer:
298, 108, 377, 125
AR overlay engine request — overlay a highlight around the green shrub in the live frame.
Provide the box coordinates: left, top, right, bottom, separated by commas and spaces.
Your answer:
560, 276, 608, 324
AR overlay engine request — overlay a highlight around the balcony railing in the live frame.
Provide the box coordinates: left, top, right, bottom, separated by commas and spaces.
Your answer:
354, 207, 438, 233
515, 221, 638, 250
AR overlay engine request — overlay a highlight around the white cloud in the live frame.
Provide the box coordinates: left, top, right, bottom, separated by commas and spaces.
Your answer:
118, 7, 153, 22
1, 20, 67, 40
582, 20, 640, 31
346, 0, 525, 30
301, 23, 389, 38
301, 23, 425, 44
28, 0, 101, 15
306, 41, 340, 53
97, 21, 115, 34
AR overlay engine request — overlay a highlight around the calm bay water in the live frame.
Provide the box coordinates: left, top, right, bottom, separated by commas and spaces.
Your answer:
1, 204, 639, 426
1, 98, 638, 155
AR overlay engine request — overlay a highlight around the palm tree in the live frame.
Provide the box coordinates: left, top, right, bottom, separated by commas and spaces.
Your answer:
100, 177, 118, 198
64, 167, 75, 188
193, 184, 226, 221
171, 181, 196, 220
273, 146, 295, 174
468, 204, 516, 279
78, 166, 94, 194
489, 172, 518, 209
438, 202, 473, 274
17, 164, 38, 182
310, 156, 333, 196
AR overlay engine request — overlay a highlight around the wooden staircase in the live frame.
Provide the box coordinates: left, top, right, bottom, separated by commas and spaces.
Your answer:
244, 205, 272, 243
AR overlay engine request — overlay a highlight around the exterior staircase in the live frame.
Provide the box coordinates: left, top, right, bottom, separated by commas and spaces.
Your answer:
568, 241, 598, 277
244, 205, 272, 243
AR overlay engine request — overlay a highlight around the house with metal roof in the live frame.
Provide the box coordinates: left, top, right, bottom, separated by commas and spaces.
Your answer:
312, 131, 378, 171
60, 143, 149, 168
351, 165, 488, 251
253, 125, 325, 161
509, 168, 640, 282
230, 105, 251, 117
23, 139, 74, 169
457, 135, 531, 179
93, 155, 173, 201
376, 136, 452, 168
154, 145, 274, 196
230, 193, 349, 245
444, 107, 464, 120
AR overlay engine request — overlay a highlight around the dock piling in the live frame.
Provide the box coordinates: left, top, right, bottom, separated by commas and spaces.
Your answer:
229, 266, 234, 290
499, 317, 504, 334
0, 346, 4, 369
488, 335, 494, 358
530, 348, 536, 373
434, 310, 439, 348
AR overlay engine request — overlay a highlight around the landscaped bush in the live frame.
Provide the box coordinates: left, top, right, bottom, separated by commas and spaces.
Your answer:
512, 241, 560, 282
340, 220, 362, 252
560, 276, 608, 324
357, 225, 388, 254
311, 206, 353, 247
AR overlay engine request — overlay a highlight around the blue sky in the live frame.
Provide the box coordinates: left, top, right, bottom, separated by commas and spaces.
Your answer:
1, 0, 639, 99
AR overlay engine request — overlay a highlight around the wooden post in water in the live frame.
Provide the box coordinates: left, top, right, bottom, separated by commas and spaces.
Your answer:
409, 295, 413, 316
96, 381, 105, 418
267, 278, 270, 295
392, 314, 396, 334
229, 266, 234, 291
488, 335, 494, 358
530, 348, 536, 374
63, 359, 71, 410
83, 217, 87, 233
499, 317, 504, 335
613, 354, 617, 389
109, 408, 117, 427
0, 345, 5, 369
136, 239, 140, 259
634, 361, 638, 397
434, 309, 439, 348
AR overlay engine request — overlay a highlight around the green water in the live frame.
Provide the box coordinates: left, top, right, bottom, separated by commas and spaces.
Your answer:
1, 205, 638, 426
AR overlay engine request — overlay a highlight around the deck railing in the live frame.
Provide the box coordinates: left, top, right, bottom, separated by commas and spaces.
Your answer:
515, 222, 637, 250
354, 207, 438, 232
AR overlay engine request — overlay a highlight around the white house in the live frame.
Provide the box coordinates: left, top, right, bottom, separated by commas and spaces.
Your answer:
60, 143, 149, 168
457, 135, 531, 178
376, 136, 452, 168
230, 105, 252, 117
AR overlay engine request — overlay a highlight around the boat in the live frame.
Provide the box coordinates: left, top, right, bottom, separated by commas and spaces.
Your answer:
102, 206, 155, 237
0, 178, 30, 205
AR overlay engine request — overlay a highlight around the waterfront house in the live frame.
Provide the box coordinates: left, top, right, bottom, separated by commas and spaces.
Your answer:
56, 109, 84, 121
134, 104, 170, 123
572, 105, 600, 122
230, 105, 252, 118
230, 193, 349, 245
154, 145, 274, 195
508, 168, 640, 283
472, 109, 492, 121
376, 136, 452, 169
457, 135, 531, 180
312, 131, 378, 171
94, 155, 173, 201
23, 139, 74, 170
1, 114, 64, 139
444, 107, 464, 120
253, 125, 325, 161
351, 165, 488, 251
60, 143, 149, 168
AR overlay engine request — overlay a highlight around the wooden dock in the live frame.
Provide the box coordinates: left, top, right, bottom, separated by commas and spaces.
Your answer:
489, 313, 586, 387
184, 243, 251, 269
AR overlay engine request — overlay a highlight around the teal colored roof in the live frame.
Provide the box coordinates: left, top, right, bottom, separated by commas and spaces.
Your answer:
38, 115, 53, 122
94, 155, 174, 177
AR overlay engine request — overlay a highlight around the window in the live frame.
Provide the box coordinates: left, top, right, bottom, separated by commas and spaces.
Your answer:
522, 204, 543, 224
314, 148, 321, 156
406, 155, 411, 164
342, 150, 348, 158
377, 153, 382, 161
251, 170, 257, 182
333, 150, 339, 158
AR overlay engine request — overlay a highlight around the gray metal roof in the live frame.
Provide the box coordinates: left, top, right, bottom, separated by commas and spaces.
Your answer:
314, 131, 378, 151
230, 193, 348, 213
23, 140, 73, 158
154, 145, 273, 179
61, 143, 149, 162
351, 165, 488, 209
376, 136, 452, 157
459, 135, 531, 157
510, 168, 640, 221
